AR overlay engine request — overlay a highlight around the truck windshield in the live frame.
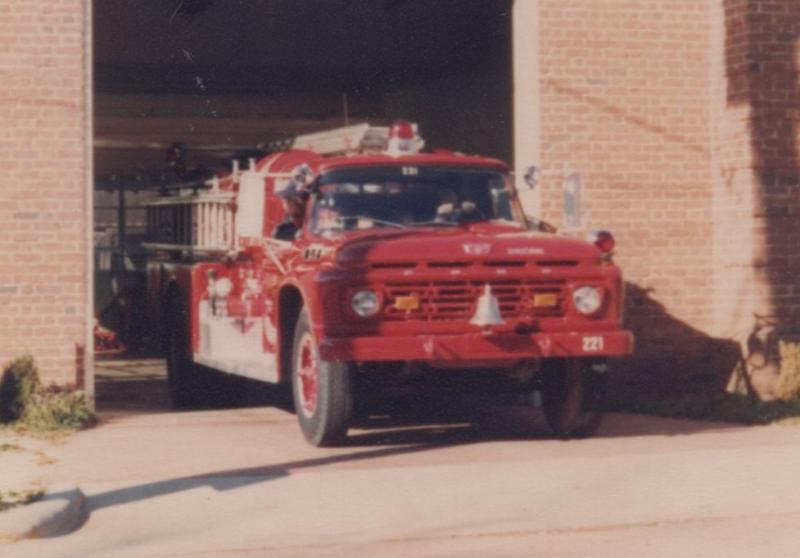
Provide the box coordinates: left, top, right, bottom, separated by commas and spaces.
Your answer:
311, 166, 520, 234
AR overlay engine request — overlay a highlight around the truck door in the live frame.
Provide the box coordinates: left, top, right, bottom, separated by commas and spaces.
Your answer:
260, 174, 302, 358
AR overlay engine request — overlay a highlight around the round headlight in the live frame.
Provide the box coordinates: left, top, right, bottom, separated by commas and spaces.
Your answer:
351, 290, 380, 317
212, 277, 233, 298
573, 286, 602, 315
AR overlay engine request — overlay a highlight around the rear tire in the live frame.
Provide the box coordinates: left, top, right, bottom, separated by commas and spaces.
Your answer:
291, 309, 353, 446
541, 358, 607, 439
165, 292, 210, 409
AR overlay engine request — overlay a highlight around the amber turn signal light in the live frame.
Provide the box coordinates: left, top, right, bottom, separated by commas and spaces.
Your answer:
533, 293, 558, 308
394, 295, 420, 311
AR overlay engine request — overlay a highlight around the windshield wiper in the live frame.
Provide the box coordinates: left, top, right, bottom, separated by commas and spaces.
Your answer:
407, 220, 458, 227
337, 215, 406, 229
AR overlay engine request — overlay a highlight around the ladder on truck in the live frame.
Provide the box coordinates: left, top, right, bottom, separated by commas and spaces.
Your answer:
289, 121, 422, 156
144, 186, 236, 254
142, 165, 262, 257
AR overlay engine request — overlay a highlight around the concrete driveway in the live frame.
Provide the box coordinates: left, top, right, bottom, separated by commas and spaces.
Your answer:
9, 358, 800, 557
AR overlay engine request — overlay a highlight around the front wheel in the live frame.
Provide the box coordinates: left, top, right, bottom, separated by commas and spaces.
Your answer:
540, 358, 607, 439
292, 309, 353, 446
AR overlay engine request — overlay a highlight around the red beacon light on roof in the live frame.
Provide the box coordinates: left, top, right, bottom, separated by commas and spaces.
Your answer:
588, 230, 616, 256
386, 120, 424, 156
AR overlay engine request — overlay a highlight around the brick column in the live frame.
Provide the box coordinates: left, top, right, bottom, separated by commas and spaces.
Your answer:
712, 0, 800, 397
0, 1, 91, 387
536, 1, 739, 391
532, 0, 800, 396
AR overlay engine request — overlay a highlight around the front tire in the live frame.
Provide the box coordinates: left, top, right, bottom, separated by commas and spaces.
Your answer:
541, 358, 607, 439
292, 309, 353, 446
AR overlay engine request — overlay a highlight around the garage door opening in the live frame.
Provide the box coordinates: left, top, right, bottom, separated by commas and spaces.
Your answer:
92, 0, 513, 411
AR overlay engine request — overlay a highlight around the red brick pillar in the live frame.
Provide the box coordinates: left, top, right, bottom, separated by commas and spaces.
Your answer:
712, 0, 800, 397
536, 1, 742, 392
0, 1, 91, 387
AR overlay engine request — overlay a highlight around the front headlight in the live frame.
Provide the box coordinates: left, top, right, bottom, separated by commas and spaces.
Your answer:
572, 286, 602, 315
351, 290, 380, 317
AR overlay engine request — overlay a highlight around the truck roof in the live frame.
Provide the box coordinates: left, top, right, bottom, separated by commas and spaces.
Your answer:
316, 152, 509, 174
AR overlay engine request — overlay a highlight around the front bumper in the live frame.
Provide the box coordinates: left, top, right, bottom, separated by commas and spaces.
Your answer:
319, 329, 634, 362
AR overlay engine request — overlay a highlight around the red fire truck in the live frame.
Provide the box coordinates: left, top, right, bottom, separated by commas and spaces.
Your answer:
145, 121, 633, 446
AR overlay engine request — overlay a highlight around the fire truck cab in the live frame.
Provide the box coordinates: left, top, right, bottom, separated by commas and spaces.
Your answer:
145, 121, 633, 446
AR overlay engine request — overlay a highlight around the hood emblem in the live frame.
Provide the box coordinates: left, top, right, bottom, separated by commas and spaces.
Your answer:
507, 246, 545, 256
462, 243, 491, 255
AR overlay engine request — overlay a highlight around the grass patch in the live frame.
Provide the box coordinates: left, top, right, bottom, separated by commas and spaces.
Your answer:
21, 387, 97, 432
608, 386, 800, 425
0, 442, 21, 452
0, 356, 96, 434
775, 341, 800, 401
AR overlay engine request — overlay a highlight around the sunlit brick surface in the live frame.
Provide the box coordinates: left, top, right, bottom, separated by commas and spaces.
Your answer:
0, 0, 89, 385
537, 0, 800, 390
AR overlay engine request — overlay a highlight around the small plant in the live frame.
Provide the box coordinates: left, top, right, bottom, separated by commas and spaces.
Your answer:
23, 387, 96, 431
0, 356, 95, 433
0, 488, 44, 513
774, 341, 800, 401
0, 356, 41, 423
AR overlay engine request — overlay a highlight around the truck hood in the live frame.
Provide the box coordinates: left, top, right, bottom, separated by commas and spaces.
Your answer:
334, 224, 601, 265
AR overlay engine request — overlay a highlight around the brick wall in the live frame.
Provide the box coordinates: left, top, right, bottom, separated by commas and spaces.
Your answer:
0, 0, 795, 396
536, 0, 800, 395
537, 0, 730, 390
711, 0, 800, 396
0, 1, 89, 386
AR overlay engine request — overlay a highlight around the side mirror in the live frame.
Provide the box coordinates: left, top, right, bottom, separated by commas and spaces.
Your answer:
523, 166, 540, 189
525, 214, 557, 234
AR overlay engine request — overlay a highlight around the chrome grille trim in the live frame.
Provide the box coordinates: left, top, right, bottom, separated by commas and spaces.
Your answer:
383, 279, 566, 321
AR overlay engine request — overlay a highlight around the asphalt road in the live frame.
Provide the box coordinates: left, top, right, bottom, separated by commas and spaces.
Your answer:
10, 359, 800, 557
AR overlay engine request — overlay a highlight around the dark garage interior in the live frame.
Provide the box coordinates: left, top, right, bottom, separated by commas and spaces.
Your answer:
92, 0, 513, 353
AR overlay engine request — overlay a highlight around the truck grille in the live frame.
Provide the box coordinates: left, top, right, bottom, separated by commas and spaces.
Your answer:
383, 279, 566, 321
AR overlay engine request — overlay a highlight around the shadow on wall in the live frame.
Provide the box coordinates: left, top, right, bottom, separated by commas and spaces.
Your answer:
618, 283, 742, 395
722, 0, 800, 397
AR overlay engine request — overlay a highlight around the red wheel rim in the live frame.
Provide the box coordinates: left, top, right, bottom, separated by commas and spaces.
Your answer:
297, 333, 319, 417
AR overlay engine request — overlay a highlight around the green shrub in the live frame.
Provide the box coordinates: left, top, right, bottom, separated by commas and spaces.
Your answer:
0, 356, 95, 432
775, 341, 800, 401
23, 387, 96, 431
0, 356, 41, 423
